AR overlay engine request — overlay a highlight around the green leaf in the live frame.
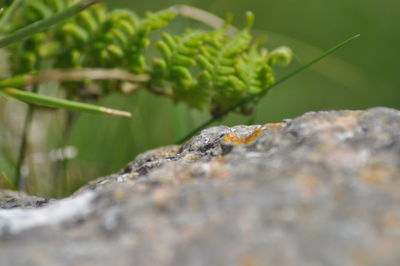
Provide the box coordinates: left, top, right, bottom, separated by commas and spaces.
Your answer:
1, 88, 131, 117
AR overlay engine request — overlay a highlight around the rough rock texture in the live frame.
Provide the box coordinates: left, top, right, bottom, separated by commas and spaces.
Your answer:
0, 190, 49, 209
1, 107, 400, 266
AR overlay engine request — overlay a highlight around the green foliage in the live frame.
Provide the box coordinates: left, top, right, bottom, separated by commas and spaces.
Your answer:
0, 0, 360, 197
151, 12, 292, 115
178, 34, 360, 143
0, 0, 132, 117
1, 0, 292, 116
3, 0, 175, 79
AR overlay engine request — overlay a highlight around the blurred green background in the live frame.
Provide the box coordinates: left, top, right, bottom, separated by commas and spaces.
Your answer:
1, 0, 399, 197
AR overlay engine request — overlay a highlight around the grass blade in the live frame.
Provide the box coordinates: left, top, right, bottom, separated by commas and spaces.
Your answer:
0, 0, 101, 48
2, 88, 131, 117
0, 0, 24, 29
177, 34, 361, 144
0, 172, 16, 190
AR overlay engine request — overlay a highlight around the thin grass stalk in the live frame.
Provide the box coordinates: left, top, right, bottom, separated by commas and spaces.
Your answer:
14, 84, 39, 190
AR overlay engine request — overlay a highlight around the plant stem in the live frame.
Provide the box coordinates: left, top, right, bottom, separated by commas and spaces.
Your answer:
177, 34, 361, 144
0, 0, 102, 48
14, 85, 38, 190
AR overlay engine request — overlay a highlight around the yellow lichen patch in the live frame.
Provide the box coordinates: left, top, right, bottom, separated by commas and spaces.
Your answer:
182, 153, 202, 162
223, 128, 264, 145
267, 122, 283, 127
148, 145, 181, 160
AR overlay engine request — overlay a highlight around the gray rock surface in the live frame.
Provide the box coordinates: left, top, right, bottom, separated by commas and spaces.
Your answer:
0, 190, 49, 209
1, 107, 400, 266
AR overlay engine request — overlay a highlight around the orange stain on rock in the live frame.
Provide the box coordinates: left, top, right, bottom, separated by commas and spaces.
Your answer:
223, 128, 264, 145
268, 122, 283, 126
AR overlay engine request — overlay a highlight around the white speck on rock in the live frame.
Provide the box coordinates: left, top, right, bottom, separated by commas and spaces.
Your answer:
117, 174, 130, 183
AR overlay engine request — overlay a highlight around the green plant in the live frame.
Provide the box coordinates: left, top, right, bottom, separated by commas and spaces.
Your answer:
1, 1, 292, 116
0, 0, 125, 116
0, 0, 358, 195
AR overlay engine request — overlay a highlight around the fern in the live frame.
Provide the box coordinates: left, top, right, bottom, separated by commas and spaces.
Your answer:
151, 12, 292, 116
151, 30, 212, 108
4, 1, 175, 72
1, 1, 292, 115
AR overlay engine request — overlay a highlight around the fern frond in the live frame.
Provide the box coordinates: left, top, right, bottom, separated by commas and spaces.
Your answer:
268, 46, 293, 66
1, 1, 292, 116
151, 30, 212, 108
148, 11, 293, 115
4, 1, 175, 94
197, 27, 252, 113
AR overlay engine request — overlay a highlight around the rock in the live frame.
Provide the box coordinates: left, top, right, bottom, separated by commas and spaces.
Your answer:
0, 190, 49, 209
1, 107, 400, 266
